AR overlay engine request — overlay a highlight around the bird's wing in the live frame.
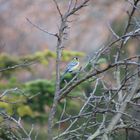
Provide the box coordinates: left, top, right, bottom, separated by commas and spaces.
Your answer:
65, 61, 78, 72
61, 61, 79, 81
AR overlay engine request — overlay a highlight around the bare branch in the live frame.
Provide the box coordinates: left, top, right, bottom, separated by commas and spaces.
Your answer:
64, 0, 90, 19
107, 22, 120, 39
0, 88, 18, 98
26, 18, 58, 37
101, 77, 140, 139
1, 113, 33, 140
58, 60, 140, 101
0, 60, 36, 72
53, 0, 63, 20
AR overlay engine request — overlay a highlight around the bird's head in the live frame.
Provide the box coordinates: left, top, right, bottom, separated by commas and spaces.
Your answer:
73, 57, 79, 61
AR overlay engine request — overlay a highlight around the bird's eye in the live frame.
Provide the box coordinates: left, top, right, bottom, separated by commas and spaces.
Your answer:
74, 57, 78, 60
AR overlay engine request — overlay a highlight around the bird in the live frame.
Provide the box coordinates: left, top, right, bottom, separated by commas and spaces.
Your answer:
61, 57, 79, 82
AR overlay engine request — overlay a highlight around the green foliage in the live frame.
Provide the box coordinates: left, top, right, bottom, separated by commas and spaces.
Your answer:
60, 72, 74, 82
24, 79, 55, 112
0, 77, 20, 90
22, 49, 56, 66
22, 78, 87, 123
17, 105, 33, 117
0, 53, 18, 68
0, 102, 13, 115
60, 71, 80, 89
0, 54, 19, 78
22, 49, 84, 65
0, 94, 34, 118
7, 77, 20, 88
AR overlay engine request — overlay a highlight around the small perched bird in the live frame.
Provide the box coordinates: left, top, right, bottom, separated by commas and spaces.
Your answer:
61, 57, 79, 81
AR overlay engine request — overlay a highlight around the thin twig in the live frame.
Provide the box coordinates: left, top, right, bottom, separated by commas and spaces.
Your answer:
26, 17, 58, 37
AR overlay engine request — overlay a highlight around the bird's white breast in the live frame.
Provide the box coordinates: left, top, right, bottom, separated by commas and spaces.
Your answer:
70, 61, 79, 71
